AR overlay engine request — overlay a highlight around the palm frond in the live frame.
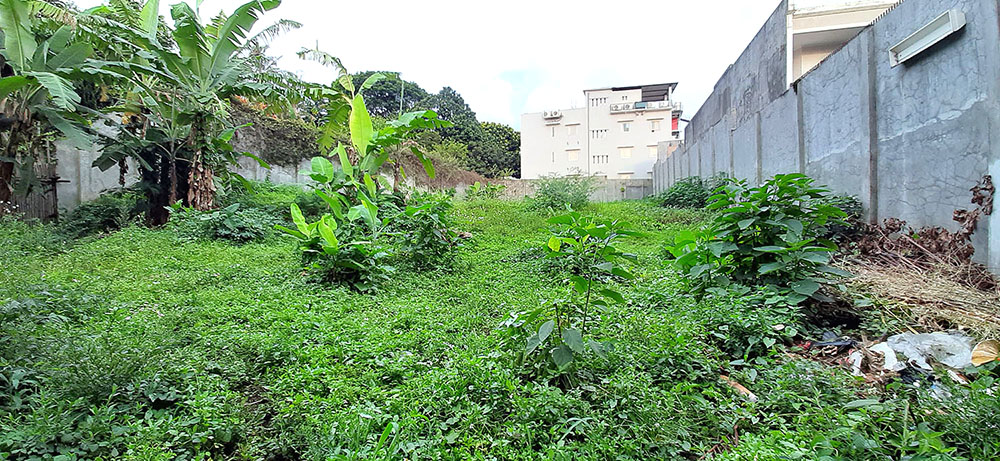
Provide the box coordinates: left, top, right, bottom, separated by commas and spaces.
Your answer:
242, 18, 301, 50
296, 47, 347, 77
27, 0, 76, 26
205, 11, 228, 41
138, 0, 160, 41
208, 0, 280, 77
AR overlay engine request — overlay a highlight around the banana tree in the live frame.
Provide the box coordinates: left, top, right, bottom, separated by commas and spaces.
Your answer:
279, 57, 451, 268
0, 0, 97, 203
104, 0, 287, 210
298, 48, 446, 189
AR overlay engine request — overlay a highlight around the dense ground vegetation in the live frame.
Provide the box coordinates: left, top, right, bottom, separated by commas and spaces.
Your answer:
3, 1, 999, 459
2, 194, 998, 460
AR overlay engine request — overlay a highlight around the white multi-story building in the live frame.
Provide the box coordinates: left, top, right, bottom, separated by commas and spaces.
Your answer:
521, 83, 683, 179
787, 0, 900, 82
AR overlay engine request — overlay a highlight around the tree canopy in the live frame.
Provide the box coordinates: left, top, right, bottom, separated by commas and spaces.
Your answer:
350, 71, 429, 119
415, 87, 520, 178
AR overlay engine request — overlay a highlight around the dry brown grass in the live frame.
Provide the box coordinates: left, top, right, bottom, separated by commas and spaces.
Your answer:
842, 257, 1000, 337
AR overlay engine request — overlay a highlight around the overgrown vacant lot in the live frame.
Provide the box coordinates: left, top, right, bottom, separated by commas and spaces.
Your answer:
1, 200, 997, 460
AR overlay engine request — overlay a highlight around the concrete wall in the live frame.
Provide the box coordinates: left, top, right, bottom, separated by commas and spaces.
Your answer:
653, 0, 1000, 269
53, 149, 315, 214
459, 177, 653, 203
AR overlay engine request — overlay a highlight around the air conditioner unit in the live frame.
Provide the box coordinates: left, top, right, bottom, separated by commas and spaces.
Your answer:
543, 111, 562, 119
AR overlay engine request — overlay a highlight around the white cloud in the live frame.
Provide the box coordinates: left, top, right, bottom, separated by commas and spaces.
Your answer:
74, 0, 782, 129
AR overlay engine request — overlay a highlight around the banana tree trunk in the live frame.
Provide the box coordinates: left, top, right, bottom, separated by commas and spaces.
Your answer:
185, 115, 215, 211
0, 161, 13, 204
187, 149, 216, 211
0, 124, 21, 204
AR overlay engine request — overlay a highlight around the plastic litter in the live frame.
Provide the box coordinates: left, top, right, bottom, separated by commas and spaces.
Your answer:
808, 331, 857, 354
947, 370, 970, 385
870, 342, 906, 372
886, 332, 974, 370
847, 350, 864, 376
720, 375, 758, 402
971, 340, 999, 366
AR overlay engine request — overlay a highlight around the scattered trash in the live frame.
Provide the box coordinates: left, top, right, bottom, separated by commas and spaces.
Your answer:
899, 367, 933, 385
947, 369, 970, 385
806, 331, 857, 355
847, 350, 864, 376
870, 342, 906, 372
886, 332, 974, 370
720, 375, 758, 402
971, 339, 999, 366
929, 382, 953, 401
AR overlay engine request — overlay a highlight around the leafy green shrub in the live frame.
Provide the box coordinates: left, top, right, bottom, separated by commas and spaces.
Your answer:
393, 191, 461, 268
652, 174, 728, 209
667, 174, 848, 301
464, 181, 506, 201
653, 176, 711, 209
279, 156, 394, 292
501, 210, 637, 384
526, 174, 596, 212
168, 203, 279, 243
221, 181, 325, 221
278, 88, 449, 292
58, 189, 145, 238
822, 194, 865, 243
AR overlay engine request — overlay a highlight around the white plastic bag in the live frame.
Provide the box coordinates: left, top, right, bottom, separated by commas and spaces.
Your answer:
886, 332, 974, 370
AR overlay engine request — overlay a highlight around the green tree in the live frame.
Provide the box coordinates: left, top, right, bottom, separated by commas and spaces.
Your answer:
351, 70, 428, 119
0, 0, 101, 203
96, 0, 297, 211
417, 86, 484, 147
478, 121, 520, 178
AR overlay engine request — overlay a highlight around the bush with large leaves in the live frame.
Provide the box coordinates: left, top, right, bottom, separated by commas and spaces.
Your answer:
277, 65, 451, 291
667, 174, 849, 302
501, 209, 638, 385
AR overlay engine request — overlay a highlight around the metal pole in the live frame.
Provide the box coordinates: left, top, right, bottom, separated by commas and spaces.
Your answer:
399, 73, 404, 117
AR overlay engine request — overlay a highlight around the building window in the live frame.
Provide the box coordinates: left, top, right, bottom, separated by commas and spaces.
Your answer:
568, 150, 579, 161
650, 120, 661, 132
551, 152, 555, 163
567, 125, 578, 136
622, 95, 628, 101
592, 154, 609, 164
589, 97, 607, 107
621, 122, 631, 133
618, 147, 633, 159
648, 146, 658, 158
590, 129, 607, 139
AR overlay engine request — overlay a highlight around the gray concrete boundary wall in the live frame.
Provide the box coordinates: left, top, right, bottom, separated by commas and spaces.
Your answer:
51, 147, 648, 214
477, 178, 652, 203
653, 0, 1000, 269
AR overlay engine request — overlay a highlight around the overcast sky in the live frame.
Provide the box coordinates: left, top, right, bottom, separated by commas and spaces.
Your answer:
77, 0, 782, 129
